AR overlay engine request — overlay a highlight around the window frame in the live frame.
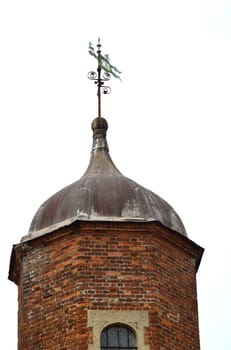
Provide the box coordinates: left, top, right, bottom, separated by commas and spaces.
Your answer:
100, 323, 138, 350
87, 310, 150, 350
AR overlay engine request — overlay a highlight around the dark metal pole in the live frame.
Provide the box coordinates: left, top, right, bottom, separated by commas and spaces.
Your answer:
97, 38, 101, 118
88, 39, 112, 118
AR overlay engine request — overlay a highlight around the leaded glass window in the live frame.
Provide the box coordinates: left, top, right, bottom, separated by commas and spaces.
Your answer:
101, 324, 137, 350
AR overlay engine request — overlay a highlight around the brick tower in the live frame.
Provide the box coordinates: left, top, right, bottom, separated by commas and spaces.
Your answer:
9, 115, 203, 350
9, 41, 203, 350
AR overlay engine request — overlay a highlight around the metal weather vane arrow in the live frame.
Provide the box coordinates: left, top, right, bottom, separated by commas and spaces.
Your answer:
88, 38, 122, 118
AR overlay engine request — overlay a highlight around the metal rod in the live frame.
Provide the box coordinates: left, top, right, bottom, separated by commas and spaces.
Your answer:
97, 38, 101, 118
88, 38, 112, 118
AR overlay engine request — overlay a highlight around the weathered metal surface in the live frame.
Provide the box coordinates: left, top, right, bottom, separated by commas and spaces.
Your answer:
24, 117, 187, 242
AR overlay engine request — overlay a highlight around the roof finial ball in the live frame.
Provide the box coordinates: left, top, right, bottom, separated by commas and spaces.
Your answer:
91, 116, 108, 137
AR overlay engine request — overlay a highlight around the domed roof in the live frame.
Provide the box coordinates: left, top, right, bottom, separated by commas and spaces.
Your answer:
24, 117, 186, 242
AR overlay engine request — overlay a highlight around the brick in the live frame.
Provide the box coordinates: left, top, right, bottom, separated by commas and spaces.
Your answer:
15, 221, 202, 350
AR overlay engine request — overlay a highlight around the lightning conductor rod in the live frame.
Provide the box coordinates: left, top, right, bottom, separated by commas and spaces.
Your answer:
88, 38, 113, 119
97, 38, 102, 118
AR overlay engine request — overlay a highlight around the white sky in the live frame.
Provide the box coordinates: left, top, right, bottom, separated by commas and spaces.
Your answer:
0, 1, 231, 349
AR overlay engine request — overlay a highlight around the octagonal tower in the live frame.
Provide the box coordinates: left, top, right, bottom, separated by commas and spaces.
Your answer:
9, 114, 203, 350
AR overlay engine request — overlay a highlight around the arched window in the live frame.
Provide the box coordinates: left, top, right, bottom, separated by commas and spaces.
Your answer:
100, 324, 137, 350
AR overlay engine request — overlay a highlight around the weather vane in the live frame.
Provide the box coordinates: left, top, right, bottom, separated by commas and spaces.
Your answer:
88, 38, 122, 118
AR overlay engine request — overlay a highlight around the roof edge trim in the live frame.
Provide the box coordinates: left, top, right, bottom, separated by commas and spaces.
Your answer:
22, 215, 186, 243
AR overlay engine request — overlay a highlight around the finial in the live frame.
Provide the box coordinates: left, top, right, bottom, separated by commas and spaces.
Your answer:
88, 39, 122, 119
91, 116, 108, 137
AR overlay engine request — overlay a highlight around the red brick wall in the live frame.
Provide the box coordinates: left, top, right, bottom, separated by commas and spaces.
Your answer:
17, 221, 202, 350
